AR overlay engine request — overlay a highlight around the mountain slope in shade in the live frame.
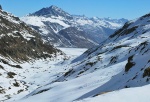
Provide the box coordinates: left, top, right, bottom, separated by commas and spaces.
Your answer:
0, 8, 63, 101
15, 13, 150, 102
0, 9, 61, 61
21, 5, 127, 48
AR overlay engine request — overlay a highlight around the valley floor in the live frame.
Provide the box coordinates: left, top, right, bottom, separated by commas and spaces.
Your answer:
1, 47, 149, 102
3, 48, 87, 102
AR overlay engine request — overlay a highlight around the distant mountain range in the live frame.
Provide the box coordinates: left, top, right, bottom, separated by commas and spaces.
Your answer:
21, 5, 128, 48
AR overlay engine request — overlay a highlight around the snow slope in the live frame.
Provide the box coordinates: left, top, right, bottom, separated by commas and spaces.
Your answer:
11, 13, 150, 102
75, 84, 150, 102
2, 48, 86, 102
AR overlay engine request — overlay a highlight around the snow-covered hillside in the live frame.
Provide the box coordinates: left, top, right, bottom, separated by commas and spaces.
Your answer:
0, 8, 62, 101
1, 48, 86, 102
21, 5, 127, 48
6, 13, 150, 102
75, 84, 150, 102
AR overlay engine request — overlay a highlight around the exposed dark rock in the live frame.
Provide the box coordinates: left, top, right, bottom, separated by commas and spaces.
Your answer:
0, 9, 61, 62
125, 55, 135, 72
30, 5, 73, 20
143, 67, 150, 78
7, 72, 17, 78
13, 81, 20, 87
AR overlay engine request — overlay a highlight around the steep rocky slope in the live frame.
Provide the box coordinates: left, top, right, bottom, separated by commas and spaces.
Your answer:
0, 9, 60, 61
21, 5, 127, 48
0, 8, 63, 101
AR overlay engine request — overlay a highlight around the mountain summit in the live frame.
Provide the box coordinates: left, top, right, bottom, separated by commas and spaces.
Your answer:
30, 5, 72, 19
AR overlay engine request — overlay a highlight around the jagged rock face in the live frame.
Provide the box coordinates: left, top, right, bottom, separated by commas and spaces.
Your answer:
0, 9, 60, 61
21, 5, 128, 48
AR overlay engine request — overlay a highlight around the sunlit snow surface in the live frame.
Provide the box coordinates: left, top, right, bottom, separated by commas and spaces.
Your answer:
75, 84, 150, 102
2, 48, 87, 102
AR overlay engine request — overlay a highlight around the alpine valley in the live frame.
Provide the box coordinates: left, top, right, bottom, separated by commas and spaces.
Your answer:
0, 5, 150, 102
21, 5, 127, 48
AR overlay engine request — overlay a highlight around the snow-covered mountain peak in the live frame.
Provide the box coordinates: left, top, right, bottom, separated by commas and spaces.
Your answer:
30, 5, 72, 19
49, 5, 65, 13
50, 5, 61, 9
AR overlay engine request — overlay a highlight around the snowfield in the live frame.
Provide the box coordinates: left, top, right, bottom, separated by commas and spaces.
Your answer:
75, 84, 150, 102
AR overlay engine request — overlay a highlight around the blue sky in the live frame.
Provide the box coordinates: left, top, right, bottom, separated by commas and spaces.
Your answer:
0, 0, 150, 20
